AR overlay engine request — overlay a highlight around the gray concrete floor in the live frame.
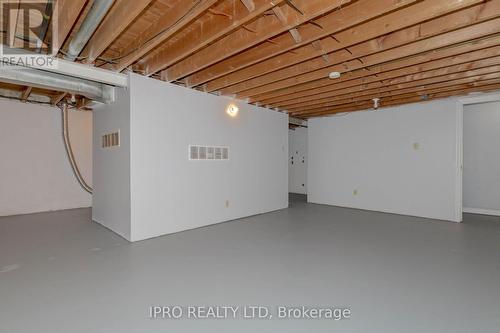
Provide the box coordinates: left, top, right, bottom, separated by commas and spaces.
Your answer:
1, 198, 499, 333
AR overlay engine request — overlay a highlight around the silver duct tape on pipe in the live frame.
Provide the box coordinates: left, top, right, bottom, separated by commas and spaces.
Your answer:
64, 0, 115, 62
62, 104, 93, 194
0, 63, 114, 103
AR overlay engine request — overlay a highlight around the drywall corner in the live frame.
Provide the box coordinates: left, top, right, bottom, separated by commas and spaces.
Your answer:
92, 87, 132, 241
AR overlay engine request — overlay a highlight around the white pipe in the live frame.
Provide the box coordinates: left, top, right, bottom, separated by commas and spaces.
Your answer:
64, 0, 115, 62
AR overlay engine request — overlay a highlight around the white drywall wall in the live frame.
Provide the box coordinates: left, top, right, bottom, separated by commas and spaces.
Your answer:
0, 99, 92, 216
463, 101, 500, 215
289, 127, 307, 194
129, 74, 288, 241
92, 88, 131, 240
308, 99, 461, 221
93, 74, 288, 242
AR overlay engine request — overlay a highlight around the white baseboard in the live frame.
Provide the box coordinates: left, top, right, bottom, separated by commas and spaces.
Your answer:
463, 207, 500, 217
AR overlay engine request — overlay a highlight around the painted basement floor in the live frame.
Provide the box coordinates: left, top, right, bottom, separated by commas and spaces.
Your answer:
1, 196, 499, 333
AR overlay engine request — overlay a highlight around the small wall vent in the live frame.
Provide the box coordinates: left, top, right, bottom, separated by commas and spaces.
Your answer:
189, 145, 229, 160
102, 130, 120, 148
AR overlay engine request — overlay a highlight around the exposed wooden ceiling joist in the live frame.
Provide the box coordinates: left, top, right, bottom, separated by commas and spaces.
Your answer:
192, 0, 419, 91
290, 67, 500, 115
55, 0, 88, 54
112, 0, 221, 72
141, 0, 285, 76
244, 16, 500, 104
260, 37, 500, 106
2, 0, 500, 117
159, 0, 353, 82
299, 82, 500, 118
277, 46, 500, 110
79, 0, 156, 62
230, 0, 495, 99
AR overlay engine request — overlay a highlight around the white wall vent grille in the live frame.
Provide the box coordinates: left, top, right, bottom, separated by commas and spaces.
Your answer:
102, 130, 120, 148
189, 145, 229, 160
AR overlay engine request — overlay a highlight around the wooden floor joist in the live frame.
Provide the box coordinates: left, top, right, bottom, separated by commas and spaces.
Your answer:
141, 0, 284, 76
231, 0, 498, 99
280, 49, 500, 110
290, 69, 500, 115
79, 0, 155, 63
299, 82, 500, 118
243, 17, 500, 103
1, 0, 500, 117
112, 0, 220, 72
54, 0, 87, 54
216, 0, 493, 96
259, 37, 500, 106
160, 0, 353, 82
187, 0, 418, 89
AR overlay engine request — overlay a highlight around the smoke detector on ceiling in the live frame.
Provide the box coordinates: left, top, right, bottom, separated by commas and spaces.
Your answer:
328, 71, 341, 79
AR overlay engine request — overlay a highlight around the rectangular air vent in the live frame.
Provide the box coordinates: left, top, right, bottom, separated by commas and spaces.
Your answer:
102, 131, 120, 148
189, 145, 229, 160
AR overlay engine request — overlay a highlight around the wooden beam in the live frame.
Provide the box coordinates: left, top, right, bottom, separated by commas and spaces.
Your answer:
300, 82, 500, 118
258, 37, 500, 106
276, 46, 500, 109
240, 0, 255, 12
51, 92, 67, 106
141, 0, 284, 76
289, 66, 500, 114
185, 0, 417, 88
20, 86, 32, 102
162, 0, 353, 82
239, 16, 500, 99
54, 0, 87, 53
80, 0, 155, 62
77, 97, 91, 110
113, 0, 220, 72
225, 0, 495, 97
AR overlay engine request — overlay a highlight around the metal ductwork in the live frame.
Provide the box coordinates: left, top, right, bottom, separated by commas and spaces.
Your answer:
0, 63, 114, 103
64, 0, 115, 62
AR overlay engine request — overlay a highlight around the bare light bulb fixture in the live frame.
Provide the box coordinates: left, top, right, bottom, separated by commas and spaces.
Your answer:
226, 104, 239, 117
372, 98, 380, 110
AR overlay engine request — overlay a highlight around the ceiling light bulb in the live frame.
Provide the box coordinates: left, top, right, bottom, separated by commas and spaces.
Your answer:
328, 71, 341, 79
373, 98, 380, 110
226, 104, 239, 117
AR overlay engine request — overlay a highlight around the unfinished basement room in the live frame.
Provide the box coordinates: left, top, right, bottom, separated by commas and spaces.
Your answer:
1, 0, 500, 332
